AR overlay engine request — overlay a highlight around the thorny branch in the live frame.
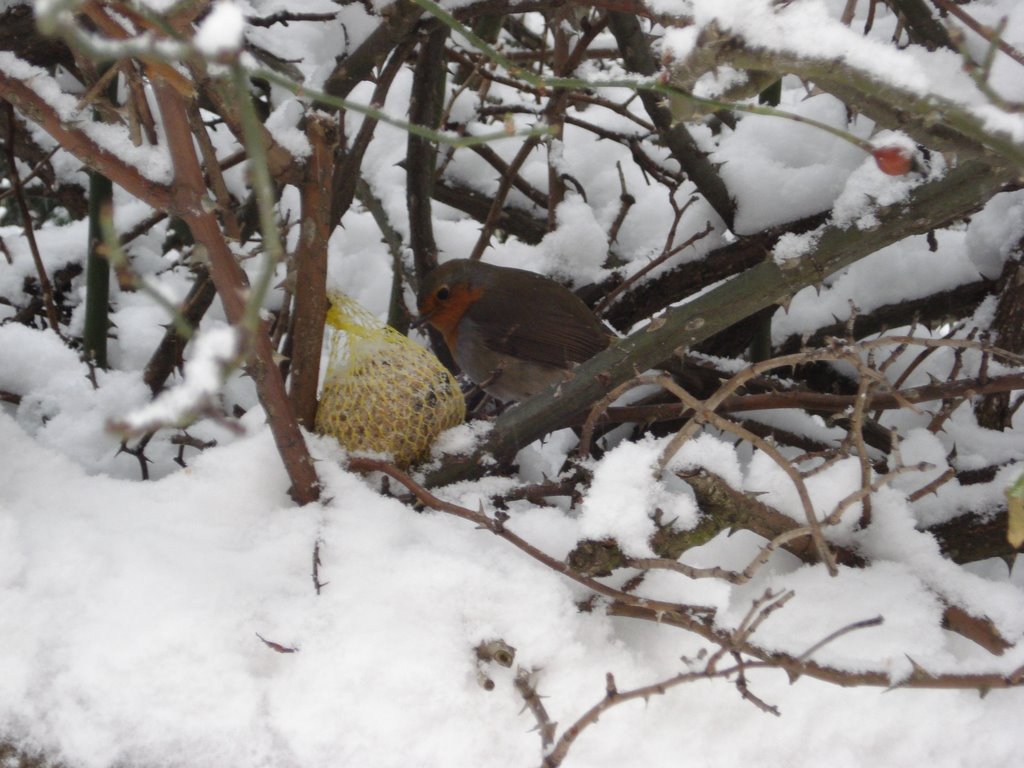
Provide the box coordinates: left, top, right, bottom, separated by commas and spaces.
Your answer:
2, 102, 61, 332
346, 456, 1024, 692
1, 6, 1023, 760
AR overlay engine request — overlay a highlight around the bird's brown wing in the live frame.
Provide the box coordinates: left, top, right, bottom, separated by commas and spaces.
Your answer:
466, 277, 610, 369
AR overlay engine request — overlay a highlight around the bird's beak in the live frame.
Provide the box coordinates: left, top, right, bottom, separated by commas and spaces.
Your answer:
410, 308, 433, 329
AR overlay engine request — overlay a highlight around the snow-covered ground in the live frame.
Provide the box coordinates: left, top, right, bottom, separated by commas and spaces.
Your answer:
2, 0, 1024, 766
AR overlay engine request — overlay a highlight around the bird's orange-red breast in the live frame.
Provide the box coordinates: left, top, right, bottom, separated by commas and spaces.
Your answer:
417, 259, 611, 401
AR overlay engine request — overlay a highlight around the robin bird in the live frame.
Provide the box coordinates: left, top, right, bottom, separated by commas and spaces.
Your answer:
416, 259, 612, 402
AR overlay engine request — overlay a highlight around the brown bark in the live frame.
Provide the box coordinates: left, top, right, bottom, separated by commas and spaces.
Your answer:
0, 70, 173, 210
142, 267, 217, 395
289, 115, 337, 429
152, 81, 320, 505
976, 258, 1024, 429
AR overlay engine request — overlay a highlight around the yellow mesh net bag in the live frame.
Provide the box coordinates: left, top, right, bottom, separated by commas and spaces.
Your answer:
315, 293, 465, 467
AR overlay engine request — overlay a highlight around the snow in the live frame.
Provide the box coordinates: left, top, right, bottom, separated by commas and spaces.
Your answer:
2, 0, 1024, 765
4, 408, 1024, 768
772, 228, 821, 266
541, 197, 609, 286
669, 432, 744, 488
965, 189, 1024, 279
264, 99, 312, 160
664, 0, 944, 95
579, 436, 697, 556
0, 53, 173, 184
712, 93, 869, 234
116, 326, 240, 433
772, 226, 984, 344
0, 325, 157, 476
194, 1, 246, 58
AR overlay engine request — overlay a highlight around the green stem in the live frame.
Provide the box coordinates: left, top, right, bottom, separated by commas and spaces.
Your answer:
410, 0, 522, 77
409, 0, 877, 155
83, 61, 119, 369
46, 0, 883, 158
83, 169, 112, 368
230, 63, 284, 333
255, 66, 555, 147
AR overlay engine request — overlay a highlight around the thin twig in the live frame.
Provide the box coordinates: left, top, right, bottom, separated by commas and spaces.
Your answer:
654, 373, 837, 574
514, 668, 556, 751
595, 210, 713, 316
849, 371, 875, 527
625, 527, 814, 585
468, 136, 542, 260
932, 0, 1024, 68
3, 102, 61, 333
346, 456, 717, 617
0, 145, 60, 204
246, 11, 337, 27
543, 591, 886, 767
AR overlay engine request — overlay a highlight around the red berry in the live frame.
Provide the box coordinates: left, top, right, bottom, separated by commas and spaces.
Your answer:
872, 145, 913, 176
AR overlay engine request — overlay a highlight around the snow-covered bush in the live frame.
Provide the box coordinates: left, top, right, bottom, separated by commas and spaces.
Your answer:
1, 1, 1024, 766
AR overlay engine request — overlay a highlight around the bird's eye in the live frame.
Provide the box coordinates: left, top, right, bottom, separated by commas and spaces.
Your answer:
435, 285, 450, 301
